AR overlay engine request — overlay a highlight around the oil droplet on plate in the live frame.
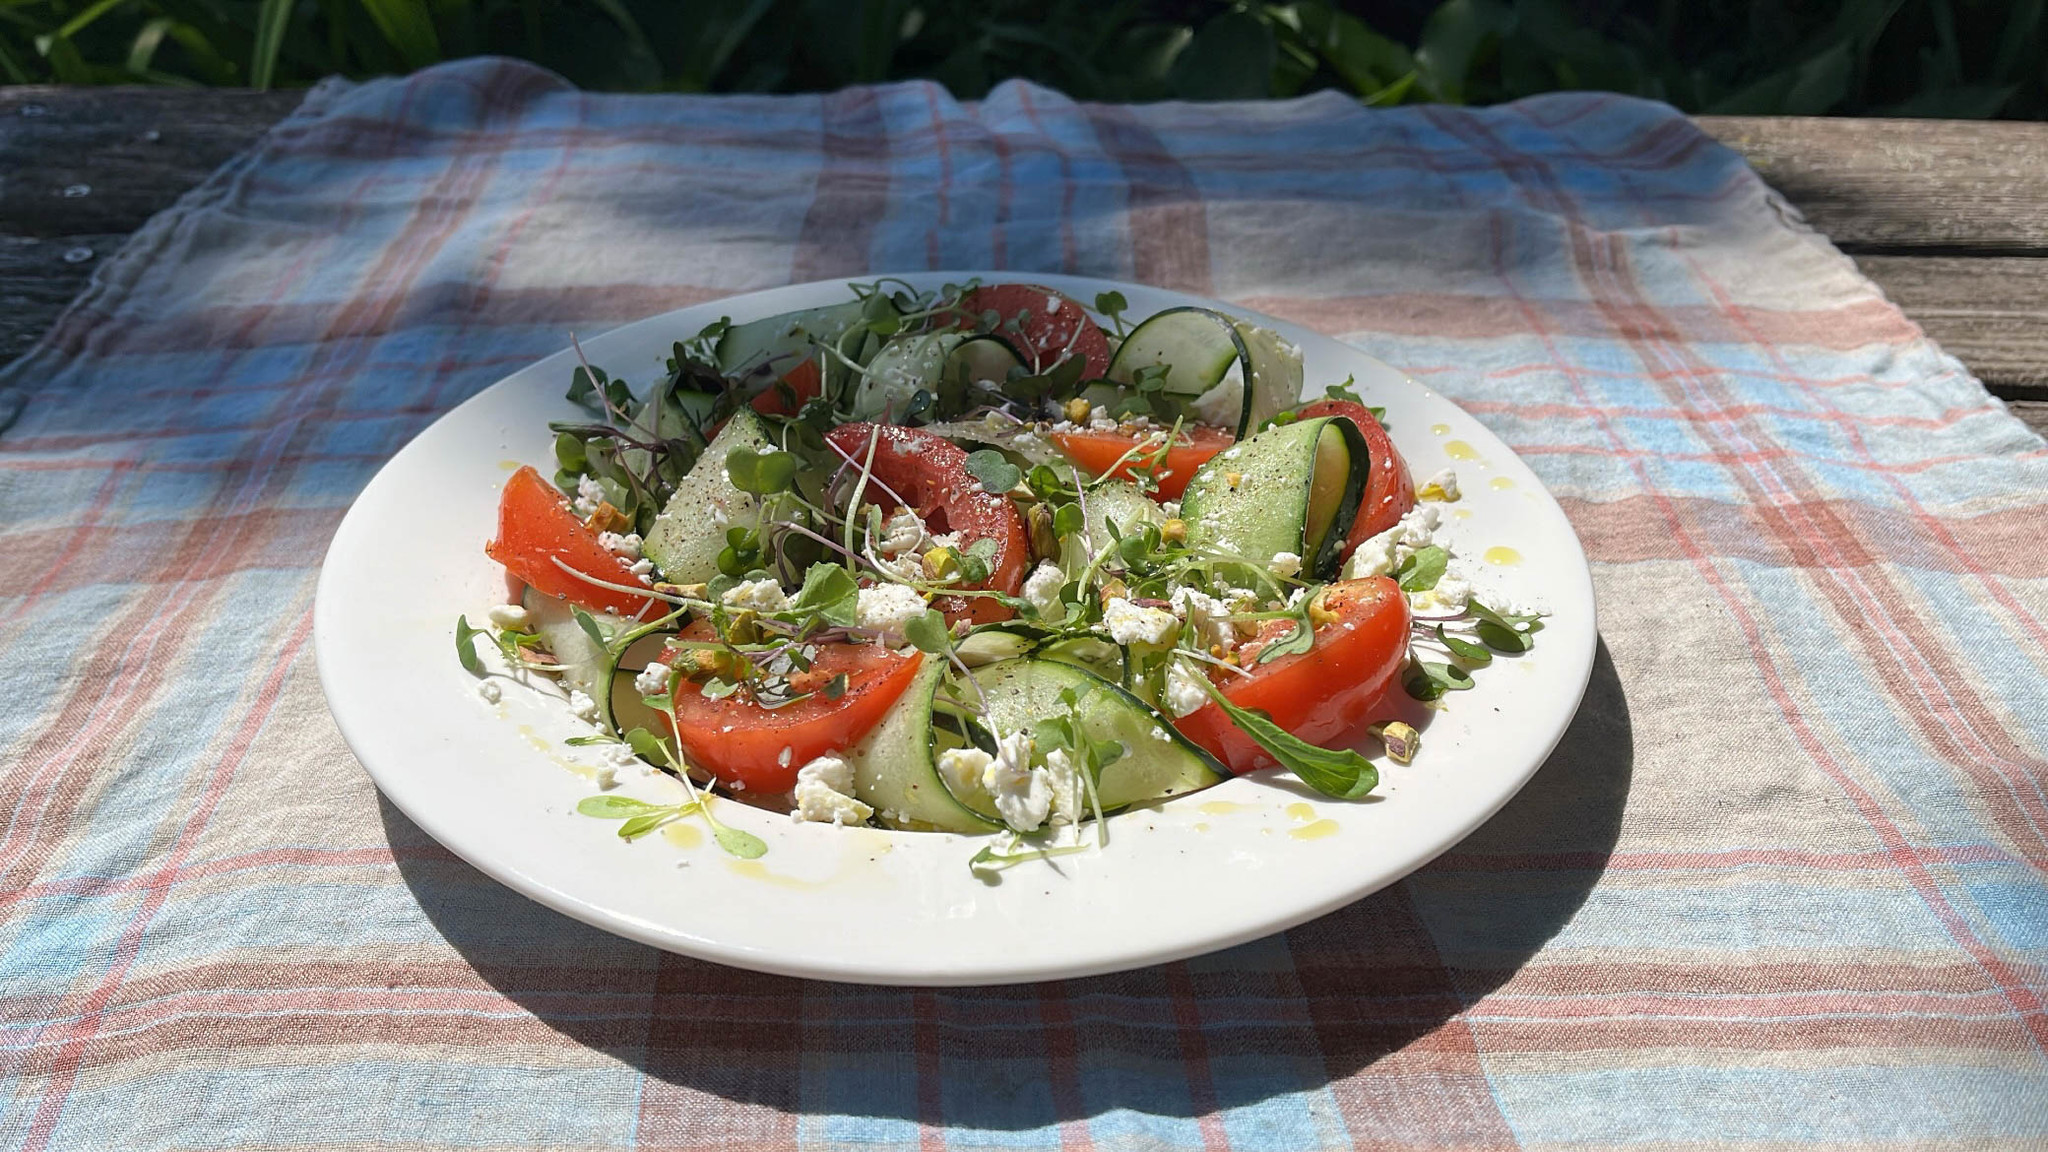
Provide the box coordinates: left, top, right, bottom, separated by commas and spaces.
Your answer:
1284, 802, 1317, 823
727, 859, 826, 889
1289, 819, 1339, 841
1199, 801, 1246, 816
1451, 508, 1472, 520
661, 822, 703, 849
1489, 476, 1515, 491
1430, 423, 1451, 436
1443, 440, 1480, 461
1192, 822, 1210, 833
1484, 546, 1523, 566
497, 458, 523, 472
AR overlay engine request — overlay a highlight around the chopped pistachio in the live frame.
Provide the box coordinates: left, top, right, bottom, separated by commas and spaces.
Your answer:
1369, 720, 1419, 764
1160, 517, 1187, 545
1064, 397, 1091, 424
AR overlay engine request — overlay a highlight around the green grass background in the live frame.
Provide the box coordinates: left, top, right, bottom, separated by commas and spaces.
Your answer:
1, 0, 2040, 117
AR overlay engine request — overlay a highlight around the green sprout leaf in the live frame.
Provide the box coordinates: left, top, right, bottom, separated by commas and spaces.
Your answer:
963, 449, 1023, 495
715, 826, 769, 858
572, 606, 607, 648
455, 616, 487, 675
725, 445, 799, 494
577, 795, 668, 818
790, 562, 861, 628
902, 609, 952, 654
1403, 660, 1475, 701
1396, 545, 1449, 592
1190, 666, 1377, 799
623, 727, 673, 767
1436, 625, 1493, 665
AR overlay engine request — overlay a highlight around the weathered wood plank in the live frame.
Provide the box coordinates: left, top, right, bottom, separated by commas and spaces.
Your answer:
0, 89, 2042, 440
0, 86, 303, 237
1696, 116, 2048, 255
1854, 255, 2048, 394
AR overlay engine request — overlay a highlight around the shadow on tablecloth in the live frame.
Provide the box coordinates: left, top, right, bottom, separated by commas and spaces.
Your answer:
380, 639, 1630, 1124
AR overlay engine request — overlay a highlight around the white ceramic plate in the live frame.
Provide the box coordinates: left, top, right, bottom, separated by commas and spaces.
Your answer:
315, 273, 1596, 985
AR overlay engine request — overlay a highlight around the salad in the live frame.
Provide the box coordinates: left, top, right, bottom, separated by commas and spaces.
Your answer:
457, 280, 1544, 870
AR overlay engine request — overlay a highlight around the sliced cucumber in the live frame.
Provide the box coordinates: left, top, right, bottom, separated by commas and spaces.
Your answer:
715, 300, 868, 387
522, 587, 624, 722
847, 657, 999, 833
948, 333, 1025, 387
851, 332, 963, 419
1179, 414, 1368, 581
967, 658, 1224, 813
1108, 308, 1247, 401
1228, 321, 1305, 431
640, 408, 777, 584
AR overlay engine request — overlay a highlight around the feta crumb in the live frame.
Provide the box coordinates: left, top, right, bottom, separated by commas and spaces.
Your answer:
936, 747, 992, 798
1042, 747, 1084, 825
1418, 469, 1460, 502
856, 583, 928, 640
875, 507, 927, 555
567, 689, 601, 725
928, 531, 962, 551
572, 474, 605, 517
598, 531, 643, 559
985, 730, 1049, 832
1409, 572, 1472, 615
790, 755, 873, 826
722, 578, 789, 613
476, 681, 502, 704
593, 764, 618, 790
778, 746, 794, 768
1160, 501, 1181, 518
634, 661, 672, 697
1022, 561, 1065, 613
1150, 725, 1173, 743
628, 558, 654, 578
1088, 414, 1118, 431
1268, 551, 1302, 578
1345, 504, 1446, 580
1101, 597, 1178, 646
486, 604, 530, 631
1164, 661, 1209, 718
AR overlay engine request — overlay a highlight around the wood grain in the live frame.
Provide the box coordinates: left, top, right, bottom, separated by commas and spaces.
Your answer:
1696, 116, 2048, 255
0, 89, 2042, 439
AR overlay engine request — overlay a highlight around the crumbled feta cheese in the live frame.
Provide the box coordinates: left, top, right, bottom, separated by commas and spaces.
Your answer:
790, 755, 873, 826
1164, 661, 1210, 718
1409, 572, 1472, 615
476, 680, 502, 704
1022, 561, 1065, 613
722, 578, 789, 613
1268, 551, 1302, 578
1396, 503, 1442, 545
1150, 725, 1173, 743
856, 583, 928, 640
593, 764, 618, 790
1044, 294, 1061, 315
985, 730, 1050, 832
1343, 529, 1399, 579
567, 689, 601, 725
928, 531, 962, 551
1088, 414, 1118, 431
1170, 586, 1236, 653
1101, 597, 1178, 646
572, 474, 605, 517
1160, 501, 1181, 518
1418, 469, 1460, 502
936, 747, 992, 798
634, 661, 672, 697
486, 604, 530, 631
778, 746, 794, 768
875, 507, 927, 555
1042, 747, 1084, 825
598, 531, 643, 559
628, 558, 654, 578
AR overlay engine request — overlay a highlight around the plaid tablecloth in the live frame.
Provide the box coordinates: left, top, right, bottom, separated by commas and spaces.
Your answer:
4, 57, 2045, 1150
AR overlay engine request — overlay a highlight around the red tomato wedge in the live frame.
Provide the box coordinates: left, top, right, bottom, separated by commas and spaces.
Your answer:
660, 622, 923, 793
1172, 577, 1410, 775
959, 284, 1112, 378
1296, 399, 1414, 550
750, 358, 821, 417
1049, 422, 1235, 502
824, 423, 1028, 625
484, 466, 658, 617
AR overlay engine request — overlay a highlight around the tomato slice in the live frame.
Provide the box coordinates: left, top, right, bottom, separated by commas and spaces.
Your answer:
824, 423, 1027, 625
485, 466, 658, 617
750, 358, 821, 417
959, 284, 1112, 378
1171, 577, 1410, 774
660, 623, 923, 792
1296, 399, 1414, 550
1049, 422, 1235, 502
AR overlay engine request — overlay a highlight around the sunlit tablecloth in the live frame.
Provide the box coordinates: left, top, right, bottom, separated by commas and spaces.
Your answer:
3, 57, 2044, 1150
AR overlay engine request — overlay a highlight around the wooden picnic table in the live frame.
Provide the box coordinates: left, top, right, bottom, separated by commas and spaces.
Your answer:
2, 87, 2043, 436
